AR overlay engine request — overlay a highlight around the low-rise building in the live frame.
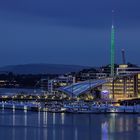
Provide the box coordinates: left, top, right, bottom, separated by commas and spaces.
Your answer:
41, 75, 75, 93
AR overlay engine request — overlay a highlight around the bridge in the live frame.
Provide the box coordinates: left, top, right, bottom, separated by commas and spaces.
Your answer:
58, 79, 111, 97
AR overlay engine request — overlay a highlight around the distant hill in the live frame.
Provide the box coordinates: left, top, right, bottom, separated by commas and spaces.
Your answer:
0, 64, 91, 74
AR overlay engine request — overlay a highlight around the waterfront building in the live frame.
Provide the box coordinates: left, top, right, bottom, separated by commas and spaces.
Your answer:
116, 64, 140, 75
102, 65, 140, 100
44, 75, 76, 94
59, 65, 140, 101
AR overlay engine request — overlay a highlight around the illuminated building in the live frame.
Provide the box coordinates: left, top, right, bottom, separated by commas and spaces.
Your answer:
117, 65, 140, 75
46, 75, 75, 93
103, 65, 140, 100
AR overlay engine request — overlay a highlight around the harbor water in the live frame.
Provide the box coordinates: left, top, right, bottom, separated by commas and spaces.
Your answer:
0, 110, 140, 140
0, 88, 42, 95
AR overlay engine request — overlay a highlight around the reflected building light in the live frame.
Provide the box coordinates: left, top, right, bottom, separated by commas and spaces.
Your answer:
43, 112, 48, 125
24, 112, 27, 126
37, 112, 41, 140
12, 114, 15, 126
101, 122, 109, 140
61, 113, 65, 125
53, 113, 56, 140
61, 127, 64, 140
53, 113, 56, 125
74, 127, 78, 140
12, 112, 15, 140
126, 119, 131, 132
2, 103, 4, 110
24, 106, 27, 113
24, 113, 27, 140
13, 105, 15, 112
24, 109, 27, 113
118, 118, 124, 132
12, 111, 15, 126
109, 114, 116, 133
43, 112, 48, 140
38, 112, 41, 126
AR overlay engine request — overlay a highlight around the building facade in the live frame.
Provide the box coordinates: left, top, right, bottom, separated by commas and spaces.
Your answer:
102, 65, 140, 100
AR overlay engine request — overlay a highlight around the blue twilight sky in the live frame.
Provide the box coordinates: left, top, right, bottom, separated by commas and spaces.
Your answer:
0, 0, 140, 66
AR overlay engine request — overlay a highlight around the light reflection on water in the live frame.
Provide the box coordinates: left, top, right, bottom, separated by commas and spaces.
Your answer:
12, 111, 15, 140
101, 121, 108, 140
0, 110, 140, 140
24, 111, 27, 140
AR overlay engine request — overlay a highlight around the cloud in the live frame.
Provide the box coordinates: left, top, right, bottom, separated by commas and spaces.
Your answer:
0, 0, 140, 66
0, 0, 140, 28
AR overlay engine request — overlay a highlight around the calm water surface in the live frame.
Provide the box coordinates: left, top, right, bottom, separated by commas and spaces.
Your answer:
0, 110, 140, 140
0, 88, 42, 95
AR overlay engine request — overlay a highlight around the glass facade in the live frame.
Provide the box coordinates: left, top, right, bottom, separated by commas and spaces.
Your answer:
103, 74, 140, 100
58, 79, 108, 97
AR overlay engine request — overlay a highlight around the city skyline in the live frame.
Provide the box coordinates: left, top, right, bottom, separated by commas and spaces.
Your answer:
0, 1, 140, 140
0, 0, 140, 66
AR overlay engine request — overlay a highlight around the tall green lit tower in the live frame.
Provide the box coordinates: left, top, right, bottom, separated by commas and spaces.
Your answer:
111, 10, 115, 77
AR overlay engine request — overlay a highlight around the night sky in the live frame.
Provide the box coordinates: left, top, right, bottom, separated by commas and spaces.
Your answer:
0, 0, 140, 66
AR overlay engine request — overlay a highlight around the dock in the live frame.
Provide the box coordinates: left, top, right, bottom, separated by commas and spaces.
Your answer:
1, 101, 140, 114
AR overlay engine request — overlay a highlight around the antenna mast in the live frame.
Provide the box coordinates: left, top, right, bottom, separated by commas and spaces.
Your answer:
111, 10, 115, 77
